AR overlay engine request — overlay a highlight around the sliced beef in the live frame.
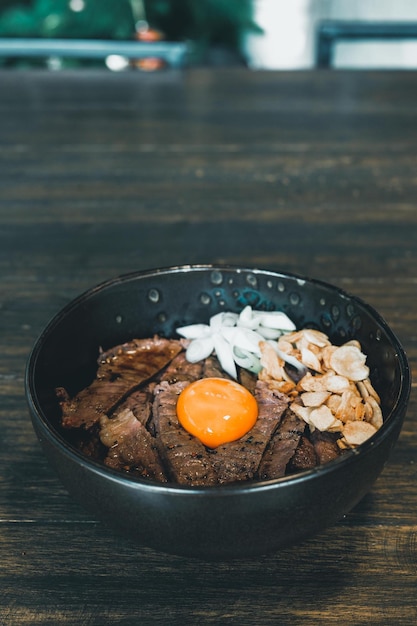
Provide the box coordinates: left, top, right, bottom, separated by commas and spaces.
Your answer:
203, 355, 232, 379
58, 336, 182, 430
100, 408, 167, 482
287, 435, 318, 473
112, 387, 155, 427
238, 367, 258, 394
210, 380, 289, 484
145, 352, 205, 436
71, 422, 107, 462
152, 381, 219, 486
159, 350, 204, 384
310, 429, 341, 465
114, 352, 203, 435
257, 408, 306, 480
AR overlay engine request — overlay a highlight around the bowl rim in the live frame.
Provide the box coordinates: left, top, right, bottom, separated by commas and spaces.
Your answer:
25, 263, 411, 496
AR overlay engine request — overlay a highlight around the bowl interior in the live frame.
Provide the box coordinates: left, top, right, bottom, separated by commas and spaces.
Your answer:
27, 265, 410, 483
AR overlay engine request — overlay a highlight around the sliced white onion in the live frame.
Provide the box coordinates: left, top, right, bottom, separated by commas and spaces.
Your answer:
233, 346, 262, 374
219, 325, 237, 344
256, 326, 282, 340
237, 305, 259, 330
232, 327, 264, 357
222, 312, 240, 326
175, 305, 297, 378
209, 311, 238, 331
255, 311, 296, 331
176, 323, 210, 339
212, 332, 237, 379
185, 336, 214, 363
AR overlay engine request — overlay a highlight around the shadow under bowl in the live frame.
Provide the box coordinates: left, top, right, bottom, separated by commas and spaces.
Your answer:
25, 265, 411, 560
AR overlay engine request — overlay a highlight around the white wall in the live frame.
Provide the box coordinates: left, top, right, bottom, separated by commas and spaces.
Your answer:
244, 0, 417, 69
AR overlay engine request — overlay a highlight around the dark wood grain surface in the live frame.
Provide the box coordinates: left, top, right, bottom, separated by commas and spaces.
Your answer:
1, 67, 416, 625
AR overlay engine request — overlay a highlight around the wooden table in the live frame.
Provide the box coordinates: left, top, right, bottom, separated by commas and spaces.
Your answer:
1, 67, 416, 624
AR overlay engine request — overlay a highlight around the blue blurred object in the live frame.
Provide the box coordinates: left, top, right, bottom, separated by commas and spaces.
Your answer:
0, 37, 188, 67
317, 20, 417, 68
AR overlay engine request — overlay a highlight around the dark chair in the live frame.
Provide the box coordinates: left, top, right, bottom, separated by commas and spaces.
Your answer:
316, 21, 417, 68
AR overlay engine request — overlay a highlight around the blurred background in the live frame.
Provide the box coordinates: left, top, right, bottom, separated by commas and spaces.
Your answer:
0, 0, 417, 70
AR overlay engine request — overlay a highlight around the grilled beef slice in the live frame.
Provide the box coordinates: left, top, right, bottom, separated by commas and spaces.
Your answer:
57, 336, 182, 430
287, 434, 318, 473
202, 355, 232, 379
310, 429, 341, 465
238, 367, 258, 394
202, 353, 258, 392
210, 380, 289, 484
110, 351, 203, 438
100, 408, 167, 482
159, 350, 204, 384
257, 408, 306, 480
152, 380, 219, 486
111, 387, 154, 427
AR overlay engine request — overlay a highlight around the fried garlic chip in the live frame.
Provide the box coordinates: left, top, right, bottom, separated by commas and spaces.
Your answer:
329, 345, 370, 382
259, 329, 382, 448
339, 420, 377, 447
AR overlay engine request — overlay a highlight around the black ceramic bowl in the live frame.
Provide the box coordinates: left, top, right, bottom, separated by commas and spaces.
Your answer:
25, 265, 410, 560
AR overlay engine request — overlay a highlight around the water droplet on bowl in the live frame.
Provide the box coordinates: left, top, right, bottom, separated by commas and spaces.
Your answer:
148, 288, 160, 303
289, 292, 300, 306
200, 292, 211, 305
321, 314, 331, 328
331, 305, 340, 321
210, 270, 223, 285
246, 274, 257, 287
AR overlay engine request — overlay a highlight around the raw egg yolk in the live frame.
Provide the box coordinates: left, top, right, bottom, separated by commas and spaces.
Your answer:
176, 377, 258, 448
